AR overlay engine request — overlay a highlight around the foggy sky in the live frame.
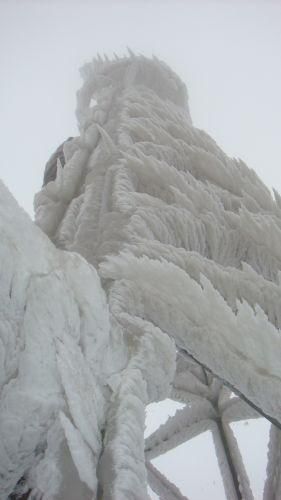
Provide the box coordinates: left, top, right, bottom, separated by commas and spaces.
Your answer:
1, 0, 281, 216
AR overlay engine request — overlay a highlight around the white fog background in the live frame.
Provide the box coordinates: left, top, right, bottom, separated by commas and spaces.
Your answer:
0, 0, 281, 217
0, 1, 280, 499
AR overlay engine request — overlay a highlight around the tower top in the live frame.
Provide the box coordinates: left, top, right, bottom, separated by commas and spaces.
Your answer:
76, 52, 191, 128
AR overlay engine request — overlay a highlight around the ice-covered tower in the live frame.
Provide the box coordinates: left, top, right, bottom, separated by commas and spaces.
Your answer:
35, 53, 281, 499
35, 54, 191, 261
2, 53, 281, 499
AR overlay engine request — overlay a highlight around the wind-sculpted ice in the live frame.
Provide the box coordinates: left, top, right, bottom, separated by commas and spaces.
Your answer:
0, 181, 174, 499
1, 52, 281, 498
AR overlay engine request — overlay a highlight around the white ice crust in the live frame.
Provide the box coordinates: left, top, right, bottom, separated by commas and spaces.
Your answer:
1, 53, 281, 498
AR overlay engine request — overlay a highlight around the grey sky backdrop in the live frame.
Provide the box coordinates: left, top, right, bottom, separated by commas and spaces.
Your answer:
0, 0, 281, 217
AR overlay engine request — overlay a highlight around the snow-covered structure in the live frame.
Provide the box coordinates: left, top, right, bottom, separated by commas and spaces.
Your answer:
1, 53, 281, 499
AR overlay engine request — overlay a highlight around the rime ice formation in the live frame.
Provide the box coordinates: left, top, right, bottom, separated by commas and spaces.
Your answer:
1, 53, 281, 499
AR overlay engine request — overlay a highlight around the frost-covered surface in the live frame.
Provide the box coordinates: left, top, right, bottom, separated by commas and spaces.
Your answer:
2, 53, 281, 498
0, 181, 109, 498
0, 180, 174, 498
35, 53, 281, 425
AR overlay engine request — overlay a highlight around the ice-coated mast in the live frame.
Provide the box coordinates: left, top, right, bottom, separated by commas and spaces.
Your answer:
1, 52, 281, 499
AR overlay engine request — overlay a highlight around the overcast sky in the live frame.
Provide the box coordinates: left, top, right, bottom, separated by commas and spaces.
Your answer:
0, 0, 281, 217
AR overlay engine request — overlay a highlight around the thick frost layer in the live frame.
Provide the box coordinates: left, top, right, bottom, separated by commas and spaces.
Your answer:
35, 54, 281, 425
0, 180, 174, 498
34, 52, 281, 499
2, 53, 281, 498
0, 181, 109, 498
